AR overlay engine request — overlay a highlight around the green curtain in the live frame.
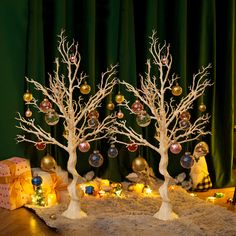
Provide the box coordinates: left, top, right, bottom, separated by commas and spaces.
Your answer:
0, 0, 235, 187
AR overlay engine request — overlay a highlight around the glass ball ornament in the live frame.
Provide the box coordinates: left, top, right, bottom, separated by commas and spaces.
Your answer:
78, 141, 90, 153
136, 111, 151, 127
179, 119, 191, 129
88, 150, 104, 168
25, 108, 33, 118
115, 93, 125, 104
180, 152, 194, 169
88, 110, 99, 119
117, 110, 124, 119
45, 109, 59, 125
107, 144, 119, 158
131, 100, 143, 114
171, 84, 183, 96
132, 156, 148, 172
40, 154, 57, 172
88, 117, 99, 129
194, 141, 209, 156
35, 142, 46, 151
127, 143, 138, 152
23, 90, 33, 103
69, 54, 77, 63
39, 98, 52, 113
170, 142, 182, 154
180, 111, 191, 121
106, 102, 115, 111
32, 175, 43, 186
199, 103, 207, 112
161, 56, 168, 65
80, 82, 91, 95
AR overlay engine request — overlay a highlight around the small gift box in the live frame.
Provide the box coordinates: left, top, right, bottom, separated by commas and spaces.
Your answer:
0, 157, 34, 210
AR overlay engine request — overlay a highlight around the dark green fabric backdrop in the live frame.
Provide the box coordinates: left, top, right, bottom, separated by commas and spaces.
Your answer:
0, 0, 235, 187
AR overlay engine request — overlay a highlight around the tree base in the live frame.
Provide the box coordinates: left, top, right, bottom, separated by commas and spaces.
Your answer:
62, 199, 87, 219
153, 201, 178, 220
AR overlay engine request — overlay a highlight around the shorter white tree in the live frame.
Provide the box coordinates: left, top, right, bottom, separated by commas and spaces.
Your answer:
16, 30, 117, 219
109, 31, 212, 220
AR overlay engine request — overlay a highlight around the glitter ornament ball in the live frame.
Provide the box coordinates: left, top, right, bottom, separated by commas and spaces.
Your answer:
32, 176, 43, 186
132, 156, 148, 172
179, 119, 191, 129
117, 110, 124, 119
35, 142, 46, 151
199, 103, 207, 112
88, 110, 99, 119
88, 150, 104, 167
180, 111, 191, 121
131, 100, 143, 114
40, 154, 57, 172
180, 152, 194, 169
108, 144, 119, 158
78, 141, 90, 153
115, 93, 125, 104
23, 91, 33, 103
136, 111, 151, 127
39, 98, 52, 113
106, 102, 115, 111
171, 84, 183, 96
127, 143, 138, 152
80, 82, 91, 95
25, 108, 33, 118
88, 117, 99, 129
45, 109, 59, 125
170, 142, 182, 154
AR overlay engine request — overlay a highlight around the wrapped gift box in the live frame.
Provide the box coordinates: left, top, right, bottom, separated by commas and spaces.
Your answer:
0, 157, 34, 210
31, 167, 68, 203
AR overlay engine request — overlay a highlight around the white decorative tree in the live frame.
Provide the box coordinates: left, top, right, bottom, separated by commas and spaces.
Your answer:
109, 31, 212, 220
15, 30, 117, 219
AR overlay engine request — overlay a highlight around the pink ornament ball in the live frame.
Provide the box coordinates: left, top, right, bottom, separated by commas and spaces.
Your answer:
131, 100, 143, 114
78, 141, 90, 153
170, 142, 182, 154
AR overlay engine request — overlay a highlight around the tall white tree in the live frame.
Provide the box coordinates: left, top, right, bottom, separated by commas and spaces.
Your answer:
16, 30, 117, 219
109, 31, 212, 220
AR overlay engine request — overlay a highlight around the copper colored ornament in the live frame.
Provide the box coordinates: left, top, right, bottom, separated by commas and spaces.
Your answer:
117, 110, 124, 119
170, 142, 182, 154
132, 156, 148, 172
194, 141, 209, 156
199, 103, 206, 112
161, 57, 168, 65
35, 142, 46, 151
88, 110, 99, 119
171, 84, 182, 96
23, 90, 33, 103
127, 143, 138, 152
80, 82, 91, 95
69, 55, 77, 63
131, 100, 143, 114
180, 111, 191, 121
39, 98, 52, 113
115, 93, 125, 104
106, 102, 115, 110
40, 154, 57, 172
25, 108, 32, 118
78, 141, 90, 152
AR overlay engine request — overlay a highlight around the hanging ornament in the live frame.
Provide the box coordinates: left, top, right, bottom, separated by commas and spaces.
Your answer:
194, 141, 209, 156
132, 156, 148, 172
180, 111, 191, 121
80, 81, 91, 95
106, 101, 115, 111
199, 103, 207, 112
45, 109, 59, 125
78, 141, 90, 153
69, 54, 77, 63
32, 175, 43, 187
39, 98, 52, 113
161, 56, 168, 65
115, 92, 125, 104
131, 100, 143, 114
35, 142, 46, 151
88, 117, 99, 129
25, 108, 33, 118
117, 110, 124, 119
88, 110, 99, 119
136, 111, 151, 127
180, 152, 194, 169
40, 154, 57, 172
127, 143, 138, 152
179, 120, 191, 129
171, 83, 182, 96
88, 150, 104, 167
107, 144, 119, 158
23, 90, 33, 103
170, 142, 182, 154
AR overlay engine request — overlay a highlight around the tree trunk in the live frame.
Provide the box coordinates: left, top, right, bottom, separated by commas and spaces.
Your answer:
153, 148, 178, 220
62, 149, 87, 219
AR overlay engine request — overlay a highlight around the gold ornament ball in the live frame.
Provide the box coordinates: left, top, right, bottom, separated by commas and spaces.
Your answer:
40, 154, 57, 172
117, 110, 124, 119
25, 108, 32, 118
106, 102, 115, 110
172, 84, 183, 96
80, 82, 91, 95
199, 103, 206, 112
23, 91, 33, 102
115, 93, 125, 104
132, 156, 148, 172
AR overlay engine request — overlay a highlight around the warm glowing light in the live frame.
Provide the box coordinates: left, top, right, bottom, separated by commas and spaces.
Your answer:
47, 193, 57, 207
189, 193, 197, 197
100, 179, 110, 187
169, 185, 175, 191
134, 183, 145, 193
143, 186, 152, 195
114, 188, 122, 197
207, 196, 216, 203
98, 190, 106, 197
